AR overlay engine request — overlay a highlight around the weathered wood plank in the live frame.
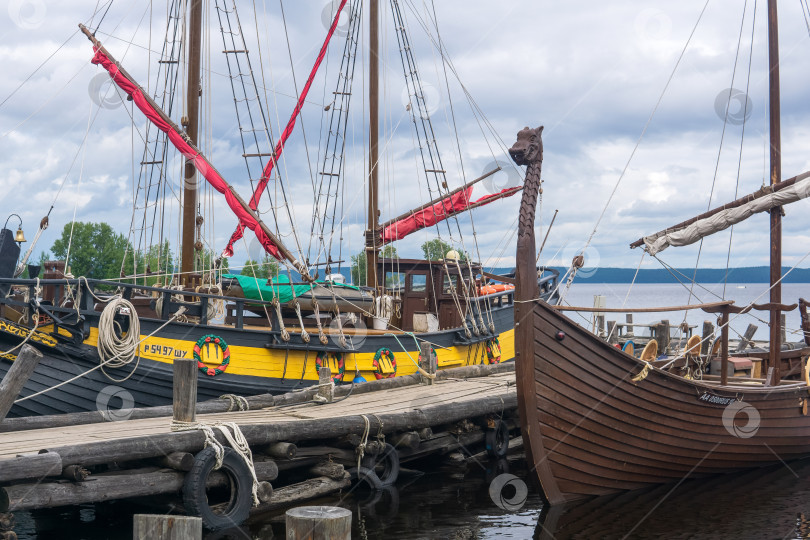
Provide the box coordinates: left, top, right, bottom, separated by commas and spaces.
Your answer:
0, 345, 43, 422
133, 515, 201, 540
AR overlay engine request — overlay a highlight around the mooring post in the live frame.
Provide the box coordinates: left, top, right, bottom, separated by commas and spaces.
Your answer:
419, 342, 436, 385
317, 367, 334, 403
701, 321, 714, 355
286, 506, 351, 539
735, 323, 758, 352
625, 314, 634, 338
173, 358, 198, 423
133, 514, 202, 540
606, 321, 618, 345
0, 345, 43, 423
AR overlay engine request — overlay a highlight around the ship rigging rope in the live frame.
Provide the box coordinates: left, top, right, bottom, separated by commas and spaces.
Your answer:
557, 0, 710, 300
684, 0, 752, 318
14, 306, 187, 404
724, 0, 758, 300
655, 246, 810, 371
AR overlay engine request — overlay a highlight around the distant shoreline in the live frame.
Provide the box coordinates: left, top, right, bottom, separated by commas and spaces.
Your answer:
504, 266, 810, 284
267, 266, 810, 284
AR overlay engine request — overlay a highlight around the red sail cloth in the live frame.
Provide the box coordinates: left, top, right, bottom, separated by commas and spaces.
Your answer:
382, 187, 474, 243
381, 185, 521, 244
222, 0, 349, 258
90, 48, 283, 260
472, 186, 522, 204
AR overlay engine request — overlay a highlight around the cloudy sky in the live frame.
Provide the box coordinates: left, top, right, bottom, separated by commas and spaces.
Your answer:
2, 0, 810, 279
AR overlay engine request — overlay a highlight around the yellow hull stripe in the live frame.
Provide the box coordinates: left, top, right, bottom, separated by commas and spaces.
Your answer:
76, 327, 515, 381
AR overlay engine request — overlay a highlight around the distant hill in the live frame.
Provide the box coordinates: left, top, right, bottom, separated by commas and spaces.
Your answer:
250, 265, 810, 284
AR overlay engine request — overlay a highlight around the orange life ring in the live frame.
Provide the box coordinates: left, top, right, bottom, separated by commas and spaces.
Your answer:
478, 283, 515, 296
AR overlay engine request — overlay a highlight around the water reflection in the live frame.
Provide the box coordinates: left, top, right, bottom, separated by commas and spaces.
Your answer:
11, 455, 810, 538
535, 458, 810, 539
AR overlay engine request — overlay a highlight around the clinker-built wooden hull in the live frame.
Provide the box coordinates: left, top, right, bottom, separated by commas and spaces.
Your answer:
519, 299, 810, 504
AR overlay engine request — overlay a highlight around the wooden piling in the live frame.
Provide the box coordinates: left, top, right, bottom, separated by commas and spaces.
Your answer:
701, 321, 714, 355
781, 314, 787, 344
0, 345, 42, 422
172, 358, 197, 423
657, 320, 671, 354
286, 506, 351, 540
265, 442, 297, 460
625, 314, 634, 338
420, 342, 436, 385
317, 367, 334, 403
735, 324, 758, 352
133, 514, 201, 540
606, 321, 618, 345
0, 451, 61, 484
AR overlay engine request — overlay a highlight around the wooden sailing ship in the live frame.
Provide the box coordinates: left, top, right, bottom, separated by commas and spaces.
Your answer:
0, 1, 558, 416
512, 0, 810, 504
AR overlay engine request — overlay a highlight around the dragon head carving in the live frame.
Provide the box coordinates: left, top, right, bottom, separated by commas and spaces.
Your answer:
509, 126, 544, 166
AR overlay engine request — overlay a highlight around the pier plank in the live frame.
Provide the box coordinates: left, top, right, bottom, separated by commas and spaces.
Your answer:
0, 373, 516, 461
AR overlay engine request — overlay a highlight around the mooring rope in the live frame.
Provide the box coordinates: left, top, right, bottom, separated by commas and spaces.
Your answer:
219, 394, 249, 412
14, 307, 187, 404
171, 421, 259, 506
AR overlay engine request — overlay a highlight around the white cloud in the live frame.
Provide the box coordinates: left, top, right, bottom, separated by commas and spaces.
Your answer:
0, 0, 809, 277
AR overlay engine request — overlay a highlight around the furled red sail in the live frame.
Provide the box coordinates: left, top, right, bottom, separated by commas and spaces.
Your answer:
90, 48, 285, 260
222, 0, 349, 258
381, 185, 521, 244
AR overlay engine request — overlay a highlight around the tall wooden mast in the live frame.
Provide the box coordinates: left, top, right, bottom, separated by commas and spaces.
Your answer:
365, 0, 380, 290
767, 0, 782, 381
180, 0, 203, 282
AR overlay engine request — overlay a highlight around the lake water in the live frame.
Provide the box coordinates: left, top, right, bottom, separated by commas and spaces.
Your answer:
565, 282, 810, 345
11, 281, 810, 539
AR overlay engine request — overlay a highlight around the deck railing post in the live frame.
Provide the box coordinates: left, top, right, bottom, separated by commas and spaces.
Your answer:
173, 358, 198, 423
720, 310, 730, 386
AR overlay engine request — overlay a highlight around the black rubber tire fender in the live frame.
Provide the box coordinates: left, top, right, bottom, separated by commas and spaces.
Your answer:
361, 442, 400, 486
348, 466, 384, 490
485, 419, 510, 458
183, 447, 253, 531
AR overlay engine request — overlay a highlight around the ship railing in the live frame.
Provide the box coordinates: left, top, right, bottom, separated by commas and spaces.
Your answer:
0, 277, 277, 332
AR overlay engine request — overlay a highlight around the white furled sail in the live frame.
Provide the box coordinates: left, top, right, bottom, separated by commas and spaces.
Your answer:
643, 176, 810, 255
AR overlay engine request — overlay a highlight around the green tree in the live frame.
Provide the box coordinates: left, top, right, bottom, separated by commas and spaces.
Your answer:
198, 248, 229, 273
421, 238, 465, 261
241, 255, 279, 280
351, 245, 397, 286
139, 240, 174, 285
51, 222, 132, 280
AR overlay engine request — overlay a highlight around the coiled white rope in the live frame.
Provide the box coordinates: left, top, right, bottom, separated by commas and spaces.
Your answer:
97, 297, 140, 369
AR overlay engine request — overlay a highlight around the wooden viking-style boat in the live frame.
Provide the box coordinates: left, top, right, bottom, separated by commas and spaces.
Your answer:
512, 0, 810, 504
0, 1, 558, 416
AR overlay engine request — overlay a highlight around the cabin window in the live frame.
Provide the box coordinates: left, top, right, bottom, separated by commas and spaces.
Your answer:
409, 273, 427, 293
384, 271, 405, 291
442, 275, 458, 294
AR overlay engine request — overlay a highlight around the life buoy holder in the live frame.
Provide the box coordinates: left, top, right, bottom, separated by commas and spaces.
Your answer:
194, 334, 230, 376
372, 348, 397, 379
485, 337, 501, 364
316, 351, 345, 384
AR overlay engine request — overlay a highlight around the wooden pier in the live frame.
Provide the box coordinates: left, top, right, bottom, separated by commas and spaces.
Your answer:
0, 354, 517, 534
